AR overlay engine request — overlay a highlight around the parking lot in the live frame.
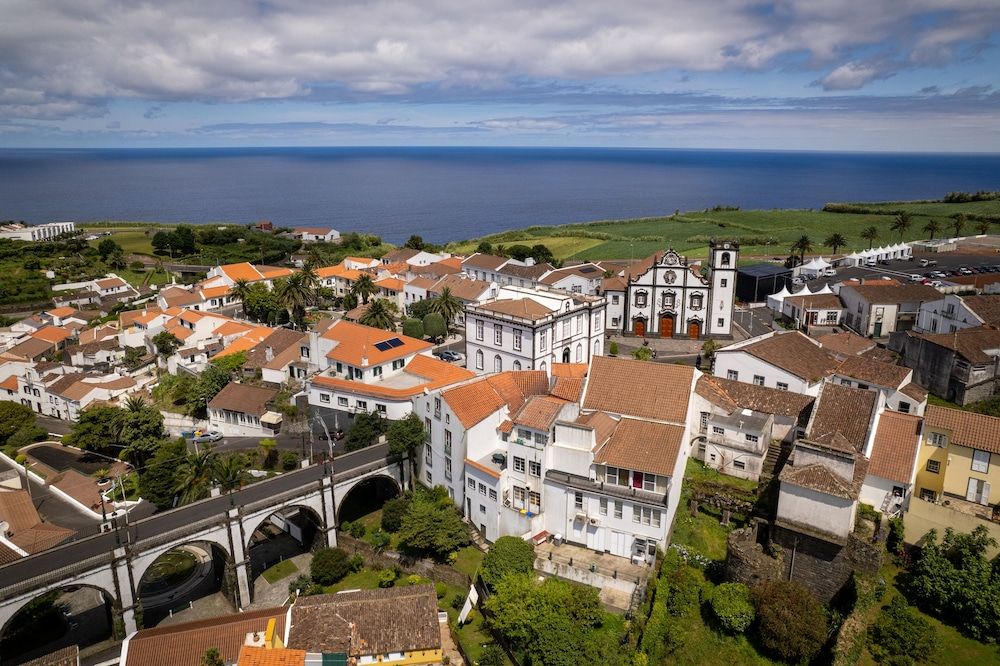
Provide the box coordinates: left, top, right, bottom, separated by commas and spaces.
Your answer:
789, 252, 1000, 290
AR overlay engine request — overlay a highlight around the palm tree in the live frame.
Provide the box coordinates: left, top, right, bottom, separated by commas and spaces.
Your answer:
975, 219, 991, 236
305, 245, 326, 268
299, 263, 319, 290
790, 235, 813, 265
823, 233, 847, 256
429, 287, 463, 331
890, 213, 913, 241
257, 438, 277, 468
860, 226, 880, 249
230, 278, 252, 319
923, 219, 942, 240
274, 272, 314, 329
351, 274, 377, 305
175, 449, 217, 504
359, 298, 397, 330
124, 395, 147, 412
951, 213, 967, 238
213, 453, 250, 493
494, 244, 507, 258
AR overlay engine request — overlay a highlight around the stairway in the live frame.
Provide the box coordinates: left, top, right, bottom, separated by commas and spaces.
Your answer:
760, 441, 793, 480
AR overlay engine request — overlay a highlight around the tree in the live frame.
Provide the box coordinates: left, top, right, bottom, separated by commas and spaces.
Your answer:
867, 597, 938, 664
608, 340, 619, 356
172, 225, 197, 255
188, 364, 234, 418
175, 449, 217, 505
381, 495, 411, 532
890, 212, 913, 241
823, 233, 847, 255
387, 413, 425, 490
213, 453, 250, 492
64, 405, 123, 456
975, 219, 992, 236
861, 225, 880, 249
422, 312, 446, 342
310, 547, 352, 585
478, 644, 505, 666
924, 218, 942, 240
631, 346, 653, 361
358, 298, 396, 331
230, 278, 252, 319
404, 234, 425, 250
151, 231, 172, 254
751, 580, 827, 664
351, 274, 377, 305
138, 437, 187, 510
152, 331, 181, 358
274, 272, 314, 330
530, 243, 555, 265
257, 438, 277, 468
708, 583, 754, 634
200, 647, 224, 666
107, 245, 127, 269
0, 402, 36, 445
118, 398, 166, 467
475, 241, 493, 255
243, 282, 287, 325
401, 317, 424, 339
343, 411, 388, 452
790, 235, 813, 264
397, 490, 470, 559
97, 238, 121, 261
951, 213, 967, 238
407, 298, 435, 320
428, 287, 462, 331
481, 536, 536, 591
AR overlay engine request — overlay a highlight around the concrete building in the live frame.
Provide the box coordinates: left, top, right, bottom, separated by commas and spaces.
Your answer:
0, 222, 76, 241
915, 294, 1000, 334
207, 382, 283, 437
893, 325, 1000, 405
838, 279, 941, 338
915, 406, 1000, 509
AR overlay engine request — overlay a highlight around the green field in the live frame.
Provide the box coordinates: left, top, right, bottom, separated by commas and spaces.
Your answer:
447, 199, 1000, 262
261, 559, 298, 584
85, 228, 158, 255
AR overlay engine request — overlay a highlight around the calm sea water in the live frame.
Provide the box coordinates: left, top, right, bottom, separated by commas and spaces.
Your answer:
0, 147, 998, 244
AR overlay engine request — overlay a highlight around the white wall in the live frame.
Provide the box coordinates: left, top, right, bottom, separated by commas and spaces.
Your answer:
777, 482, 855, 539
713, 350, 819, 395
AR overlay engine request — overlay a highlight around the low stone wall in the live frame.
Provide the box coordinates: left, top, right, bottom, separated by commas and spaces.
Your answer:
725, 525, 783, 588
770, 525, 882, 603
335, 532, 470, 589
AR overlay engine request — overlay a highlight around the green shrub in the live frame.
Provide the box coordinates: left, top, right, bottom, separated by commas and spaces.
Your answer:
349, 554, 364, 572
481, 536, 535, 591
378, 568, 397, 588
752, 580, 828, 664
887, 517, 905, 555
381, 495, 410, 533
708, 582, 754, 634
435, 582, 447, 599
868, 597, 938, 664
401, 318, 424, 339
478, 644, 505, 666
310, 547, 352, 585
608, 341, 619, 356
8, 425, 46, 449
288, 574, 322, 596
858, 503, 880, 522
451, 593, 465, 610
14, 453, 27, 465
367, 529, 391, 552
349, 521, 366, 538
280, 451, 299, 471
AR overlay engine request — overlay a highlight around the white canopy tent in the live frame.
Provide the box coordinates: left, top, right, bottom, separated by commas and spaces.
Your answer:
800, 257, 832, 277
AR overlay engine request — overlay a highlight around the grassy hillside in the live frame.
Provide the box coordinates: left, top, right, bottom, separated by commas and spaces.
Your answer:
447, 199, 1000, 261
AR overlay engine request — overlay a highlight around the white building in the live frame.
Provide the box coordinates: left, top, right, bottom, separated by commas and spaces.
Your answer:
0, 222, 76, 241
859, 411, 922, 517
207, 382, 283, 437
293, 227, 341, 243
713, 330, 839, 396
915, 294, 1000, 334
601, 241, 738, 339
537, 263, 606, 295
464, 285, 606, 375
839, 279, 940, 338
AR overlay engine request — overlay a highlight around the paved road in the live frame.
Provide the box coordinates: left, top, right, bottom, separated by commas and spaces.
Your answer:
733, 307, 773, 338
36, 415, 72, 437
0, 443, 394, 590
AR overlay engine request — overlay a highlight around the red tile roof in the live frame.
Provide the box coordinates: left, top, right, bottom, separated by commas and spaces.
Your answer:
594, 418, 685, 478
868, 412, 923, 484
925, 405, 1000, 454
582, 356, 693, 423
321, 320, 432, 367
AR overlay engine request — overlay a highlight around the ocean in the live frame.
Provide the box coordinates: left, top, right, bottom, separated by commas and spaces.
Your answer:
0, 147, 998, 244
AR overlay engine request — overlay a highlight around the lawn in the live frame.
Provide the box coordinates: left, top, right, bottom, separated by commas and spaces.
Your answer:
446, 198, 999, 261
323, 568, 385, 594
87, 228, 158, 255
261, 559, 298, 584
452, 546, 484, 578
683, 458, 760, 493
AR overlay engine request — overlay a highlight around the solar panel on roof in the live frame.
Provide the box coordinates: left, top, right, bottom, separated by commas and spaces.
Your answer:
374, 340, 392, 351
374, 337, 404, 351
579, 266, 598, 274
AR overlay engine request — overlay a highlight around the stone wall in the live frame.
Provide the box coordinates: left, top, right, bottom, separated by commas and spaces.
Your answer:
335, 532, 470, 589
724, 525, 783, 588
770, 525, 882, 603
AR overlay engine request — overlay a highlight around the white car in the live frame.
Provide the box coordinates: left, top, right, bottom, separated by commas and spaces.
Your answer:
908, 274, 923, 282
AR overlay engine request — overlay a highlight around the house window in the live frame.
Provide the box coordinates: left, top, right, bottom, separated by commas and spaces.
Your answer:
376, 404, 386, 414
612, 295, 620, 304
392, 359, 404, 370
717, 318, 724, 328
513, 456, 525, 473
475, 320, 484, 340
720, 279, 728, 288
920, 488, 936, 502
561, 320, 569, 339
445, 458, 452, 481
612, 317, 620, 327
699, 412, 709, 433
745, 434, 759, 443
727, 370, 738, 381
599, 498, 608, 515
753, 375, 764, 386
734, 460, 746, 470
480, 504, 486, 513
444, 430, 452, 455
690, 293, 704, 309
337, 396, 348, 407
320, 393, 330, 403
424, 417, 432, 440
643, 473, 656, 492
574, 491, 584, 510
425, 444, 432, 467
514, 486, 526, 509
434, 397, 441, 418
513, 329, 522, 351
614, 501, 623, 519
540, 331, 547, 352
605, 466, 625, 485
899, 401, 911, 414
513, 360, 522, 370
529, 460, 541, 477
468, 478, 476, 490
479, 483, 487, 496
494, 355, 502, 373
712, 426, 725, 435
972, 449, 990, 473
529, 491, 541, 511
494, 324, 503, 345
928, 432, 947, 447
926, 459, 941, 474
776, 382, 788, 391
575, 344, 582, 362
489, 489, 497, 501
426, 471, 432, 484
373, 366, 383, 377
475, 350, 484, 370
300, 346, 310, 358
635, 291, 648, 307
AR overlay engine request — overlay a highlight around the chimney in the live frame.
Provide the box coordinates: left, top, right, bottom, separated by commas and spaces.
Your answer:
265, 345, 274, 362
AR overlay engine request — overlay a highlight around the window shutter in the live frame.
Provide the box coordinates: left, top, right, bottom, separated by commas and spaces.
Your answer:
984, 482, 992, 506
967, 477, 978, 502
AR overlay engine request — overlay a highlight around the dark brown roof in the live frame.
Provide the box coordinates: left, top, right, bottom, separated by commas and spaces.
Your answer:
3, 337, 54, 360
594, 417, 684, 478
539, 263, 603, 285
242, 328, 306, 370
781, 463, 853, 498
737, 331, 839, 382
843, 281, 941, 304
208, 382, 279, 416
695, 376, 815, 422
478, 298, 552, 320
430, 274, 494, 301
381, 247, 420, 263
601, 275, 627, 292
807, 382, 877, 452
868, 412, 923, 484
783, 294, 843, 310
918, 325, 1000, 364
124, 607, 288, 666
925, 405, 1000, 454
289, 585, 440, 656
962, 296, 1000, 326
900, 382, 928, 402
834, 356, 911, 388
462, 253, 508, 271
19, 645, 79, 666
583, 355, 693, 423
0, 489, 75, 554
499, 262, 554, 280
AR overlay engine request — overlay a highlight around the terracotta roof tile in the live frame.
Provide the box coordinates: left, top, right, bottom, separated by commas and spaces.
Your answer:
575, 411, 619, 449
321, 320, 432, 367
925, 405, 1000, 454
835, 356, 911, 388
551, 363, 588, 378
208, 383, 278, 416
842, 280, 941, 304
783, 293, 843, 310
961, 295, 1000, 326
0, 376, 18, 391
900, 383, 928, 402
19, 645, 79, 666
466, 457, 501, 478
695, 376, 815, 422
582, 356, 693, 423
780, 463, 853, 499
512, 395, 568, 431
462, 253, 508, 271
429, 274, 494, 301
594, 418, 684, 478
868, 412, 923, 484
807, 382, 877, 452
917, 325, 1000, 364
31, 326, 72, 344
312, 355, 474, 400
221, 262, 265, 282
238, 646, 306, 666
45, 306, 77, 318
0, 490, 74, 554
736, 331, 839, 383
550, 376, 585, 402
477, 298, 552, 320
442, 370, 549, 428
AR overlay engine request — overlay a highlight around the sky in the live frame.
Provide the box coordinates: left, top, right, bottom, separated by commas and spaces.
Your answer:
1, 0, 999, 152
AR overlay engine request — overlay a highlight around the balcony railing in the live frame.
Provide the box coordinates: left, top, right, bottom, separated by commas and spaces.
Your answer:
546, 470, 669, 506
706, 434, 767, 456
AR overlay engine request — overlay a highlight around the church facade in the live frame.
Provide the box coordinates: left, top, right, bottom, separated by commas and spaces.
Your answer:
603, 240, 738, 339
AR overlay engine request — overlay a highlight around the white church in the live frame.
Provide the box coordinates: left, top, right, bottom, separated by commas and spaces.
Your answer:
603, 240, 738, 339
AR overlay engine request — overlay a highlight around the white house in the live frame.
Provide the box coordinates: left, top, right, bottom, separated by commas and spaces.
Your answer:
207, 382, 283, 437
713, 330, 839, 396
537, 263, 606, 295
859, 411, 922, 517
829, 356, 927, 416
915, 294, 1000, 335
464, 285, 606, 375
293, 227, 341, 243
839, 279, 940, 338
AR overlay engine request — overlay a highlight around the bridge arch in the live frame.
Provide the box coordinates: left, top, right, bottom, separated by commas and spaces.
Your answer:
134, 539, 233, 627
0, 584, 114, 664
337, 473, 402, 525
245, 505, 325, 584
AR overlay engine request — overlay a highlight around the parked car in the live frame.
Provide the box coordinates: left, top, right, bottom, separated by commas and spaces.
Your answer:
435, 350, 463, 363
919, 258, 937, 267
192, 430, 223, 443
822, 268, 836, 277
908, 274, 923, 282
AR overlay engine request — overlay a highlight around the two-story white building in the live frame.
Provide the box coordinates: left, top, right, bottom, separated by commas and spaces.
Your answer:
713, 330, 839, 396
464, 286, 606, 375
914, 294, 1000, 334
838, 279, 940, 338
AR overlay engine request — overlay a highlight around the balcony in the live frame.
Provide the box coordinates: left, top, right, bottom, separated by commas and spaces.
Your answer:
546, 470, 669, 506
707, 434, 767, 456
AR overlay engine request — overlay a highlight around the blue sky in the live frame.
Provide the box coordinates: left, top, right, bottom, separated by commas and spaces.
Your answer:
1, 0, 999, 151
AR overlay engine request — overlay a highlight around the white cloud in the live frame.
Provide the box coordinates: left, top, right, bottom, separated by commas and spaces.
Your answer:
814, 61, 895, 90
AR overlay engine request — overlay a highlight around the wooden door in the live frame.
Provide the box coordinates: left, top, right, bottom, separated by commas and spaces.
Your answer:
659, 315, 674, 338
634, 319, 646, 336
688, 320, 701, 339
